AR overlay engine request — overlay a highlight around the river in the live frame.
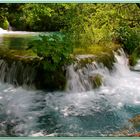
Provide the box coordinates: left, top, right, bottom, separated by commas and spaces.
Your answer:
0, 29, 140, 136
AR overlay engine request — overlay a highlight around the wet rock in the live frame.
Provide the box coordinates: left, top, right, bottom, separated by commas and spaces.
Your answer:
89, 74, 103, 88
129, 115, 140, 128
75, 51, 115, 71
75, 55, 95, 70
96, 52, 115, 70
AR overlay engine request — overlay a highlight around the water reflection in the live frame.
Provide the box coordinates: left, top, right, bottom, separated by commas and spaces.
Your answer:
0, 37, 3, 45
0, 35, 35, 50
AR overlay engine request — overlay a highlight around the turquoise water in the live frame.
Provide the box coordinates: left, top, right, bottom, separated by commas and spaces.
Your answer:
0, 31, 62, 50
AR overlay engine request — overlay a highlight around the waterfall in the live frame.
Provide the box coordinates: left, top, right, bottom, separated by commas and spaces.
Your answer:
66, 54, 111, 92
0, 48, 135, 94
0, 59, 37, 88
66, 62, 100, 92
0, 27, 38, 35
8, 24, 12, 31
66, 49, 132, 92
0, 49, 140, 136
0, 28, 7, 33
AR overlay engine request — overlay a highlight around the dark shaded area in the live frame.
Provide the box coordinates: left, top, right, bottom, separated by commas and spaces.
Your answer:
136, 3, 140, 9
35, 63, 66, 91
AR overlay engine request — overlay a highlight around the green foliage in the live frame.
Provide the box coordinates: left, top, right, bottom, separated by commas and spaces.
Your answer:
3, 18, 9, 30
129, 53, 138, 66
20, 4, 53, 31
28, 33, 73, 71
114, 26, 140, 54
64, 4, 140, 50
1, 3, 140, 67
0, 18, 9, 30
5, 3, 72, 31
129, 45, 140, 66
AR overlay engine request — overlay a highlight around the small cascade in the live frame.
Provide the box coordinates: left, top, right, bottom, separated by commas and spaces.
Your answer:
113, 49, 130, 76
0, 59, 37, 88
0, 27, 38, 35
66, 49, 131, 93
0, 48, 132, 91
8, 24, 13, 31
66, 55, 110, 92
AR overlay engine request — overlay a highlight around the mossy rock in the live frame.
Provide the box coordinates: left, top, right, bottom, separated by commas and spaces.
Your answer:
0, 48, 40, 64
129, 54, 138, 66
89, 74, 103, 88
96, 52, 115, 70
76, 57, 95, 70
0, 48, 66, 91
74, 43, 117, 70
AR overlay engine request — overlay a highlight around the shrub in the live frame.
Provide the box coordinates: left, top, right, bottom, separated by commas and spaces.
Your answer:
0, 18, 9, 30
28, 33, 73, 71
3, 18, 9, 30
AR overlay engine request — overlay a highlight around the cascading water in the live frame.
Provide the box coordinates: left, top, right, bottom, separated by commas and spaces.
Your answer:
0, 49, 140, 136
0, 27, 37, 35
0, 59, 37, 88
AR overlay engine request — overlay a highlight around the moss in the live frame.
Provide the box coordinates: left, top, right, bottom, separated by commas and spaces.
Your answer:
96, 52, 115, 70
73, 42, 120, 70
89, 74, 103, 88
0, 48, 39, 64
128, 46, 140, 66
129, 54, 138, 66
75, 57, 95, 69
